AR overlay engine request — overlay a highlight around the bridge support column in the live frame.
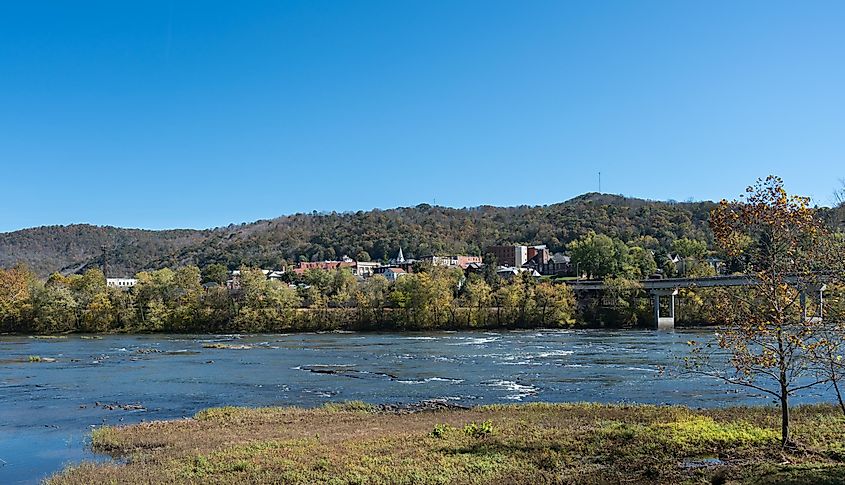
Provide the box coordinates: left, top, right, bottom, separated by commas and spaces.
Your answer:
800, 284, 826, 323
651, 289, 678, 331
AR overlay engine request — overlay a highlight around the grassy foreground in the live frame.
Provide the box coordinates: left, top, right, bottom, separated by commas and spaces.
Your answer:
49, 402, 845, 485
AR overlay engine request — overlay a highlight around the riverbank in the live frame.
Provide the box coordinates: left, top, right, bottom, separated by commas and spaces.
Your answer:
1, 319, 718, 337
49, 402, 845, 485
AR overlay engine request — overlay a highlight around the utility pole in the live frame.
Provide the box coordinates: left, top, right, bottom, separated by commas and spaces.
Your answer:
598, 171, 602, 193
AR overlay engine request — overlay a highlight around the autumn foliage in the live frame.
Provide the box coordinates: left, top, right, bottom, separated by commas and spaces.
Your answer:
691, 176, 836, 446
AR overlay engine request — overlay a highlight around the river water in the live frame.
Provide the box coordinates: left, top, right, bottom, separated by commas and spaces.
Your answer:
0, 329, 837, 483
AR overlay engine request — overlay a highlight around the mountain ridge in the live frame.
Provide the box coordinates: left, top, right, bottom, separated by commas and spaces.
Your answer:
1, 193, 720, 277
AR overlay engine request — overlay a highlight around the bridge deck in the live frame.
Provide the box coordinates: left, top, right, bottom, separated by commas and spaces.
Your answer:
565, 275, 759, 291
564, 274, 827, 291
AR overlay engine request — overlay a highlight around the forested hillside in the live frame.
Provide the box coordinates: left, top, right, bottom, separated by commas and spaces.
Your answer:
0, 225, 208, 277
1, 193, 720, 276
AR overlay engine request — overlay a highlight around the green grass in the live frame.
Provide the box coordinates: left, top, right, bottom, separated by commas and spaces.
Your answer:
48, 402, 845, 485
598, 415, 778, 452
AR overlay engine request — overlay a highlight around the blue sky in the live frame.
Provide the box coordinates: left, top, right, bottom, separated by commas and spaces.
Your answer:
1, 1, 843, 232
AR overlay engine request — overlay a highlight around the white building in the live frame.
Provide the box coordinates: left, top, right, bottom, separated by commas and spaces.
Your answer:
383, 267, 407, 282
106, 278, 137, 289
353, 261, 381, 277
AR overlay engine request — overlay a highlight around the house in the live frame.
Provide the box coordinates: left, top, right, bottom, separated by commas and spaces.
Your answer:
382, 267, 407, 282
267, 270, 286, 281
496, 266, 540, 280
706, 257, 726, 274
106, 278, 137, 289
464, 261, 486, 273
524, 253, 572, 276
226, 269, 284, 289
546, 254, 572, 275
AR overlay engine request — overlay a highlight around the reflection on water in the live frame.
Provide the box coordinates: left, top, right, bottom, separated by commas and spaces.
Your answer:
0, 329, 836, 483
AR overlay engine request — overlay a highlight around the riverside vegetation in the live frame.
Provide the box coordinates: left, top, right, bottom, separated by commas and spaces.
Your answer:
0, 265, 579, 334
48, 402, 845, 484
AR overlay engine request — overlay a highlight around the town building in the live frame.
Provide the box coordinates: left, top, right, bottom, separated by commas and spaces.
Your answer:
419, 255, 483, 269
226, 269, 278, 289
382, 267, 407, 282
524, 252, 572, 276
267, 270, 286, 281
487, 245, 527, 267
291, 258, 356, 275
353, 261, 380, 277
463, 261, 486, 273
380, 248, 415, 272
486, 244, 548, 268
526, 245, 550, 265
495, 266, 541, 280
106, 278, 137, 289
283, 255, 386, 279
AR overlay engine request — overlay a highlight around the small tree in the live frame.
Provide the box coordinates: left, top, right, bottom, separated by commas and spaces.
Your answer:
688, 176, 829, 447
461, 274, 492, 327
671, 238, 712, 277
354, 274, 388, 325
0, 264, 36, 332
533, 281, 576, 327
201, 263, 229, 285
569, 232, 628, 279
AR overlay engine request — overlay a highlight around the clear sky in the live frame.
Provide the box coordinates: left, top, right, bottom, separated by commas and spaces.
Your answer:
1, 1, 843, 232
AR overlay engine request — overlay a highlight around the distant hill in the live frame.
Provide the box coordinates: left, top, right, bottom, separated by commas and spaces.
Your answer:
0, 225, 208, 277
0, 193, 720, 277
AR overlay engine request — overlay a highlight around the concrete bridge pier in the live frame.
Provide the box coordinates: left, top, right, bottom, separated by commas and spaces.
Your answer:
651, 288, 678, 331
800, 284, 826, 323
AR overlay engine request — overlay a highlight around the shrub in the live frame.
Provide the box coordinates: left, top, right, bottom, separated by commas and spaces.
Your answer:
463, 420, 495, 439
430, 423, 455, 438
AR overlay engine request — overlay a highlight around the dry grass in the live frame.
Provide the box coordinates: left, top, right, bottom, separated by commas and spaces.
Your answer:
48, 402, 845, 484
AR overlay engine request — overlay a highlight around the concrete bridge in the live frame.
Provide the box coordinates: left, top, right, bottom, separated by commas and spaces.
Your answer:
564, 275, 826, 330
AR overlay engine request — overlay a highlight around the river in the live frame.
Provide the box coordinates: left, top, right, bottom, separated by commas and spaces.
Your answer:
0, 329, 837, 483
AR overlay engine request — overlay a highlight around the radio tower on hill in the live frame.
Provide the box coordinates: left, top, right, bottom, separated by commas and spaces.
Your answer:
101, 245, 109, 279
